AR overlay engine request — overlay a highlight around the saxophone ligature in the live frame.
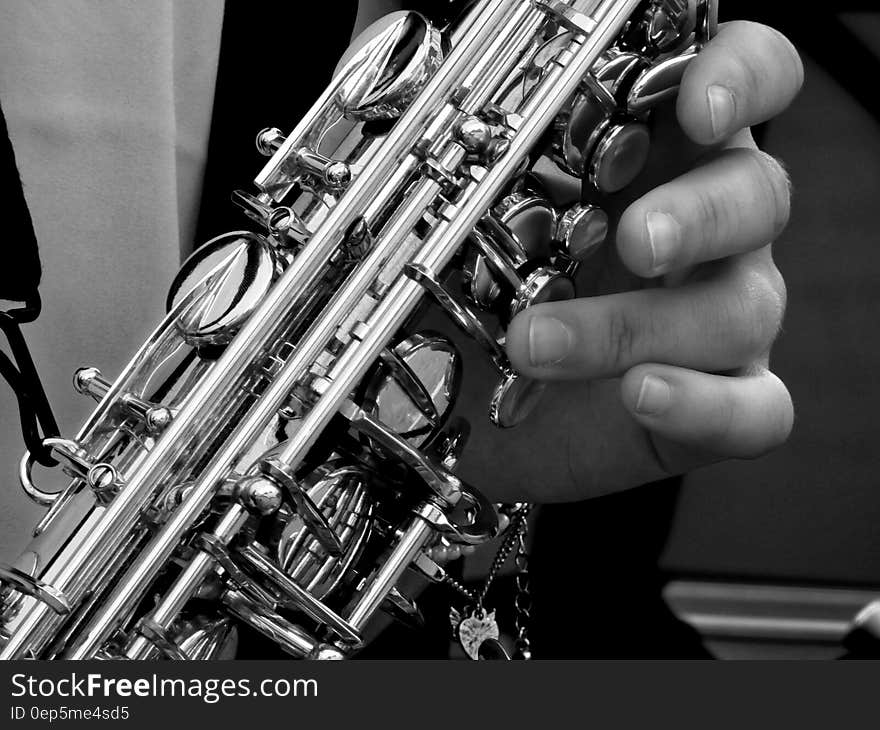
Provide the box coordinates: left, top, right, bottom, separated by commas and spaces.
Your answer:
0, 0, 715, 660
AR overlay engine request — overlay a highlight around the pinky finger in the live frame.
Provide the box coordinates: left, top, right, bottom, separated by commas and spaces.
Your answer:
619, 364, 794, 459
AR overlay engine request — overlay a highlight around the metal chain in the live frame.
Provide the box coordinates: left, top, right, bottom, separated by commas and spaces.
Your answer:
444, 503, 533, 658
476, 504, 531, 608
443, 503, 531, 606
512, 514, 532, 660
443, 573, 476, 603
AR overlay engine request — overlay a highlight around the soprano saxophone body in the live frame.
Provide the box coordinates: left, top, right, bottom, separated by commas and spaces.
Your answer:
0, 0, 713, 659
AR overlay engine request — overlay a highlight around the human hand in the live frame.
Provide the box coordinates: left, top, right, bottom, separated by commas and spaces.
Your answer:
459, 20, 803, 502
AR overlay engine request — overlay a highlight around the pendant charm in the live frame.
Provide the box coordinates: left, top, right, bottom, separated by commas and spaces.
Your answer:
450, 607, 506, 660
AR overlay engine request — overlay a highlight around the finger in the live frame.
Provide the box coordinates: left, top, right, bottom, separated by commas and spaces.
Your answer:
616, 147, 791, 277
619, 363, 794, 459
505, 259, 785, 380
677, 21, 804, 145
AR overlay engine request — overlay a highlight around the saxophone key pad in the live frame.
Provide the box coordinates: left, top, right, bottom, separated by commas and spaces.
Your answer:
493, 191, 558, 261
510, 266, 576, 318
627, 51, 697, 116
334, 11, 444, 122
587, 120, 651, 194
364, 333, 461, 446
553, 87, 614, 177
490, 371, 548, 429
465, 191, 557, 312
592, 50, 647, 100
556, 203, 610, 261
167, 231, 280, 348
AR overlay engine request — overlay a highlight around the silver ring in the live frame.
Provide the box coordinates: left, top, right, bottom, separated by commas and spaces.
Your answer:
18, 438, 81, 507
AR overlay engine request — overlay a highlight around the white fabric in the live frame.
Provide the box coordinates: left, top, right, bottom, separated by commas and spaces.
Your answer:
0, 1, 223, 557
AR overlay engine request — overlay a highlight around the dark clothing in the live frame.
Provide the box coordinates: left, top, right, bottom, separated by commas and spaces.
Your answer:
359, 480, 709, 659
529, 481, 708, 658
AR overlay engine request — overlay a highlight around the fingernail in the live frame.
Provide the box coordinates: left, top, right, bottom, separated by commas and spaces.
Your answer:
707, 84, 735, 140
646, 211, 680, 275
635, 374, 672, 416
528, 315, 573, 367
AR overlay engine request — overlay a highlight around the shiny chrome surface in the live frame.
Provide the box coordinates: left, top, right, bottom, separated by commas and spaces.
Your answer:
557, 202, 609, 260
168, 232, 281, 347
0, 0, 712, 660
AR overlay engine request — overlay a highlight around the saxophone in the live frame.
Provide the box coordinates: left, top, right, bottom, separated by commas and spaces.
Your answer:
0, 0, 714, 660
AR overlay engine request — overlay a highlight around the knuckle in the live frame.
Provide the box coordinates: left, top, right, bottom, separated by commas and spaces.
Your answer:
765, 263, 788, 318
604, 306, 640, 373
692, 182, 730, 255
747, 150, 793, 238
726, 268, 786, 359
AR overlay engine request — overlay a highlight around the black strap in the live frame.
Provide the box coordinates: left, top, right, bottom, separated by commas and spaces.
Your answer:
0, 302, 59, 466
0, 99, 59, 465
1, 99, 42, 302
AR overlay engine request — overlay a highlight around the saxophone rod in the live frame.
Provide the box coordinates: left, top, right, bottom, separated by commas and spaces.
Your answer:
124, 0, 641, 659
0, 0, 513, 661
270, 0, 643, 636
123, 0, 544, 660
44, 0, 517, 661
278, 0, 643, 484
10, 0, 640, 661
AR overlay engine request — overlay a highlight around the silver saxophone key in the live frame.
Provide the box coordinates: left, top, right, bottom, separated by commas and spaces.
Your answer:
0, 0, 715, 660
